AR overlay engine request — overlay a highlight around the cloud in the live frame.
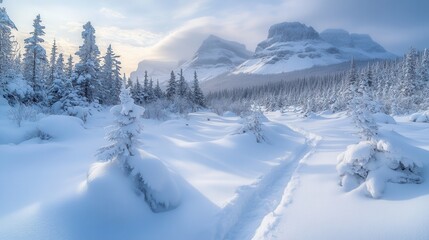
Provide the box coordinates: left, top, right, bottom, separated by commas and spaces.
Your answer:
6, 0, 429, 75
99, 7, 126, 19
97, 27, 161, 48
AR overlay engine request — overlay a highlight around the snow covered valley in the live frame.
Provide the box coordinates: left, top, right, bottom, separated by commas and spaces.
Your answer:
1, 104, 428, 240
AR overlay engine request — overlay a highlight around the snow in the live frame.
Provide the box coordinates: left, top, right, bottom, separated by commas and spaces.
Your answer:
373, 112, 396, 124
410, 111, 429, 123
37, 115, 85, 140
1, 108, 428, 239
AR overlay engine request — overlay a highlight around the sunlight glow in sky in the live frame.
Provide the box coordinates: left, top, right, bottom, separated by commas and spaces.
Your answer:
3, 0, 429, 74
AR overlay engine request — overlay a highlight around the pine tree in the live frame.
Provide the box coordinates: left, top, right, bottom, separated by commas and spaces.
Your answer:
420, 49, 429, 83
97, 83, 144, 171
177, 69, 189, 98
345, 58, 358, 113
146, 78, 155, 103
65, 54, 74, 80
192, 71, 205, 107
48, 39, 57, 85
142, 70, 149, 102
132, 78, 144, 105
96, 83, 180, 212
23, 14, 48, 104
397, 48, 418, 112
100, 44, 118, 105
0, 1, 18, 98
75, 22, 100, 103
154, 80, 163, 99
401, 48, 417, 97
166, 70, 176, 100
48, 53, 65, 106
126, 77, 133, 89
111, 50, 122, 105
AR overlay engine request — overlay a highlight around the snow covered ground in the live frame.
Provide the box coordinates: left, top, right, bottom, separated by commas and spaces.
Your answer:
1, 103, 428, 240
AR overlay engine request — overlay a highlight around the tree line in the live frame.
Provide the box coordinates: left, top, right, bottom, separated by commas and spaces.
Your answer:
0, 2, 205, 121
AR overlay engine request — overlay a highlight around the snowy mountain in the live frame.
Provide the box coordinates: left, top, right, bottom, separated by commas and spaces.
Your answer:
130, 60, 177, 82
233, 22, 395, 75
130, 35, 252, 83
131, 23, 395, 82
178, 35, 252, 81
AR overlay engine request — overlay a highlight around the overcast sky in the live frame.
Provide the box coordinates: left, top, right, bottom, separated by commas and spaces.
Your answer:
3, 0, 429, 74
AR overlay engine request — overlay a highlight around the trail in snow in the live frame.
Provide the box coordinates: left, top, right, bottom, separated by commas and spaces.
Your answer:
250, 124, 322, 240
215, 118, 321, 240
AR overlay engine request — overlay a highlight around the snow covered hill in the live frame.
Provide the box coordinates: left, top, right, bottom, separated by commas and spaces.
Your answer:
233, 22, 396, 75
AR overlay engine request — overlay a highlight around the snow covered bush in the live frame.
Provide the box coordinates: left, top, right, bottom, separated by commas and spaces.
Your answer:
8, 103, 39, 127
238, 109, 266, 143
337, 139, 423, 198
143, 99, 170, 120
94, 84, 180, 212
409, 111, 429, 123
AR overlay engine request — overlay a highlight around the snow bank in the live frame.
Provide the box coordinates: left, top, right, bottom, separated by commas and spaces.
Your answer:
88, 153, 181, 213
409, 111, 429, 123
373, 112, 396, 124
129, 152, 181, 212
37, 115, 85, 140
337, 134, 424, 198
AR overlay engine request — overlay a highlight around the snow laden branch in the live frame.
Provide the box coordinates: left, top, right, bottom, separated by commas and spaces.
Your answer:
90, 84, 181, 212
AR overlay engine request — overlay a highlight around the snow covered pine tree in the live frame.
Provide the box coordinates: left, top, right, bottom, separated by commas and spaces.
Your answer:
93, 84, 181, 212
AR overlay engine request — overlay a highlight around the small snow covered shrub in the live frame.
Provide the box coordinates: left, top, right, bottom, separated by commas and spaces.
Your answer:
239, 109, 266, 143
8, 104, 39, 127
94, 84, 180, 212
409, 111, 429, 123
337, 140, 423, 198
143, 99, 170, 120
66, 106, 90, 122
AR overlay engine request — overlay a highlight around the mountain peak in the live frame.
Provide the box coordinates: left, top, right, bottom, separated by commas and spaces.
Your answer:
320, 29, 387, 53
256, 22, 320, 52
235, 22, 395, 75
177, 35, 252, 81
267, 22, 320, 42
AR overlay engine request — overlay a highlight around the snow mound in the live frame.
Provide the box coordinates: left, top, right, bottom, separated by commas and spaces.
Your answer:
87, 151, 181, 213
37, 115, 85, 140
129, 152, 181, 212
373, 112, 396, 124
337, 134, 424, 198
410, 111, 429, 123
